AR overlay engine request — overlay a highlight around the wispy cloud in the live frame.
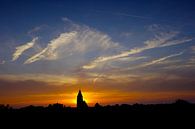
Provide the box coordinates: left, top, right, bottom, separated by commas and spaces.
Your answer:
120, 32, 133, 38
86, 56, 147, 84
162, 56, 195, 70
62, 17, 73, 23
117, 56, 147, 62
0, 73, 78, 85
27, 25, 49, 37
191, 46, 195, 53
12, 37, 38, 61
163, 64, 195, 70
189, 57, 195, 63
28, 26, 42, 35
24, 32, 77, 64
127, 51, 184, 70
83, 31, 192, 69
115, 12, 152, 19
95, 10, 152, 20
86, 52, 184, 84
93, 73, 104, 85
140, 52, 184, 67
25, 25, 120, 64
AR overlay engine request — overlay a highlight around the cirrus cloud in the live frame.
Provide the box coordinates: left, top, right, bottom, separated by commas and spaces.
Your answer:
24, 32, 77, 64
83, 31, 192, 69
24, 26, 121, 65
12, 37, 38, 61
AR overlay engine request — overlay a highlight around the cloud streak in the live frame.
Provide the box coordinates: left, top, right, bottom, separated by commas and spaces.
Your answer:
191, 46, 195, 53
0, 73, 78, 85
24, 26, 120, 65
95, 10, 153, 20
83, 31, 192, 69
12, 37, 38, 61
24, 32, 77, 64
140, 51, 184, 67
127, 51, 184, 70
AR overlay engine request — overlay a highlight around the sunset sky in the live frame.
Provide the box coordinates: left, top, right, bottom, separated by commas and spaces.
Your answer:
0, 0, 195, 107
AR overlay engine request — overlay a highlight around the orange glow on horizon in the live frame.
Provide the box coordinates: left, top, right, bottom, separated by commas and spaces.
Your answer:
65, 92, 94, 107
1, 90, 195, 108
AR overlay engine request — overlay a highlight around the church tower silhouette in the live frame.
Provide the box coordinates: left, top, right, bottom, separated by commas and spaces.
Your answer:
77, 90, 88, 109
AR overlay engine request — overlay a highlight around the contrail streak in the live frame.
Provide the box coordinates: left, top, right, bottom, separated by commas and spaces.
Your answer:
95, 10, 153, 20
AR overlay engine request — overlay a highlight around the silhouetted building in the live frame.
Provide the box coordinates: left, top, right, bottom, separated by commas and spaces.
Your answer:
174, 99, 191, 105
47, 103, 64, 112
77, 90, 88, 109
95, 103, 101, 108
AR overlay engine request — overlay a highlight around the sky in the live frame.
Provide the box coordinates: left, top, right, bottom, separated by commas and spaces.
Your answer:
0, 0, 195, 107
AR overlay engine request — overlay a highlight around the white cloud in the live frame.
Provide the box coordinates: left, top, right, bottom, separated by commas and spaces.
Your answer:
117, 56, 147, 62
27, 25, 48, 36
83, 56, 147, 70
24, 25, 121, 65
159, 55, 195, 70
0, 73, 78, 85
62, 17, 72, 23
28, 26, 42, 35
83, 31, 192, 69
120, 32, 133, 37
141, 51, 184, 67
96, 10, 152, 20
24, 32, 77, 64
93, 73, 104, 84
12, 37, 38, 61
127, 51, 184, 70
72, 28, 120, 53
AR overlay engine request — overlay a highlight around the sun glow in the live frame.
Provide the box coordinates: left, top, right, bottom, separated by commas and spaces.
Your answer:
67, 91, 94, 107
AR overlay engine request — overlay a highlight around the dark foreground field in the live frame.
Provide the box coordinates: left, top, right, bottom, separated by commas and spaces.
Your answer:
1, 100, 195, 128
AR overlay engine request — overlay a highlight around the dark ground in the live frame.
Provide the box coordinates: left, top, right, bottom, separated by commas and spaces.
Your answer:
1, 100, 195, 128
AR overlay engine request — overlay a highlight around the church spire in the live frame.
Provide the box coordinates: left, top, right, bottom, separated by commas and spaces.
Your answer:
77, 90, 88, 110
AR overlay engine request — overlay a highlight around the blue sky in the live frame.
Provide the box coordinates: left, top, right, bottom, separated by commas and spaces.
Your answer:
0, 0, 195, 106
